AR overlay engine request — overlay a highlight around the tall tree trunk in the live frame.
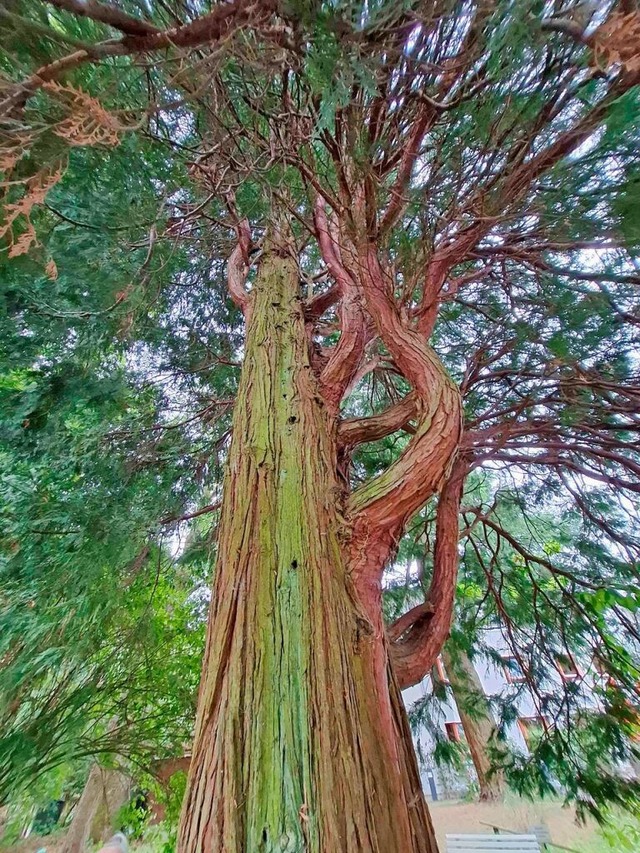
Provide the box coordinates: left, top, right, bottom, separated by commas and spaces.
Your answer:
440, 646, 504, 802
60, 764, 131, 853
177, 246, 438, 852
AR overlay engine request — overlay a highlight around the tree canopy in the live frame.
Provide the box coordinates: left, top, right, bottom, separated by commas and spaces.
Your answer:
1, 0, 639, 834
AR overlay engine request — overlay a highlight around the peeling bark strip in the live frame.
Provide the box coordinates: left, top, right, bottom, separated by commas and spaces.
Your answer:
177, 248, 438, 852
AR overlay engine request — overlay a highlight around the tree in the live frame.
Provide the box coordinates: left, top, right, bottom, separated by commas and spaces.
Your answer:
2, 1, 640, 850
59, 764, 131, 853
439, 644, 505, 802
396, 476, 640, 817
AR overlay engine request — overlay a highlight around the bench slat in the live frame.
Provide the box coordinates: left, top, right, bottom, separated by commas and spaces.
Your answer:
446, 833, 541, 852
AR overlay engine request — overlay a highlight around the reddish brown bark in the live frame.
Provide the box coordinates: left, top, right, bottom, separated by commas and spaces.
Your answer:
314, 199, 368, 414
339, 391, 419, 447
390, 462, 466, 690
177, 244, 438, 852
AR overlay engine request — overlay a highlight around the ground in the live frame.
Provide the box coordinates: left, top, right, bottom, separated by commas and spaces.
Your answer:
430, 796, 597, 851
4, 797, 639, 852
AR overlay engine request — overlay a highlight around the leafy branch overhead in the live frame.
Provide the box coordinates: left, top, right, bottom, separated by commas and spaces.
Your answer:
1, 0, 639, 836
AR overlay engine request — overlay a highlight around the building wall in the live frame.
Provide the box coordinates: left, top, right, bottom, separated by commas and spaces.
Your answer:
402, 627, 604, 799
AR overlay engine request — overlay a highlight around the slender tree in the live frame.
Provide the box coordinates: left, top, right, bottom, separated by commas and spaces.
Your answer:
440, 645, 505, 801
2, 1, 640, 850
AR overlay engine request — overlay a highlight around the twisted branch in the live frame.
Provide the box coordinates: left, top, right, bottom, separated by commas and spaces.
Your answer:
226, 219, 252, 315
314, 198, 367, 412
389, 461, 466, 689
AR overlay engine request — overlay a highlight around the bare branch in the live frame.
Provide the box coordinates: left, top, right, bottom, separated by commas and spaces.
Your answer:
305, 283, 340, 320
390, 461, 466, 690
43, 0, 160, 36
387, 601, 434, 644
160, 502, 221, 526
314, 198, 367, 411
338, 391, 418, 447
226, 219, 252, 315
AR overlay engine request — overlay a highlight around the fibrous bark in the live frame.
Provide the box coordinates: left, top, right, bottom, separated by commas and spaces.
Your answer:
177, 244, 437, 852
390, 463, 466, 690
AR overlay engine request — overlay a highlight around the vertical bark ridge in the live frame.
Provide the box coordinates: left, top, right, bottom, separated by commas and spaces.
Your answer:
178, 247, 437, 852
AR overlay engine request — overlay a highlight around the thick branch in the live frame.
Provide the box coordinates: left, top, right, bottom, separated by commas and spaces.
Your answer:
387, 601, 434, 644
226, 219, 252, 315
390, 462, 466, 690
314, 198, 367, 411
1, 0, 280, 116
305, 283, 340, 320
348, 243, 462, 538
44, 0, 160, 36
338, 391, 418, 447
119, 0, 279, 51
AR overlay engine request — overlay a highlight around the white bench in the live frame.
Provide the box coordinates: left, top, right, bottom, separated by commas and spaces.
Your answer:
446, 834, 542, 852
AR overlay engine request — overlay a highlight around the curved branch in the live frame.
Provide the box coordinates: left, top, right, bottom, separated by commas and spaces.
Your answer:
347, 243, 462, 549
44, 0, 160, 36
390, 462, 466, 690
387, 601, 434, 644
226, 219, 252, 315
314, 198, 367, 411
304, 283, 340, 319
338, 391, 418, 447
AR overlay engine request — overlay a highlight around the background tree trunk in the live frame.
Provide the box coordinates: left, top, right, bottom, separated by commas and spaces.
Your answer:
440, 646, 504, 801
60, 764, 131, 853
178, 247, 438, 852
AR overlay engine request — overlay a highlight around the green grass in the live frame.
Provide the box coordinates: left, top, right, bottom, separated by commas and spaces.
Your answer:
579, 812, 640, 853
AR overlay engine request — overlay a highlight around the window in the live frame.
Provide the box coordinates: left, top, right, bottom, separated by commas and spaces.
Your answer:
555, 653, 580, 681
518, 716, 548, 746
435, 656, 450, 685
502, 656, 527, 683
444, 722, 463, 742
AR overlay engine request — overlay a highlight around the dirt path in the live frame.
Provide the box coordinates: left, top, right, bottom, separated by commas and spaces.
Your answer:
429, 797, 597, 851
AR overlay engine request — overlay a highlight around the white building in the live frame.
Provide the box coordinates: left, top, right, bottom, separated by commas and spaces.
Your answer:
402, 627, 611, 800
